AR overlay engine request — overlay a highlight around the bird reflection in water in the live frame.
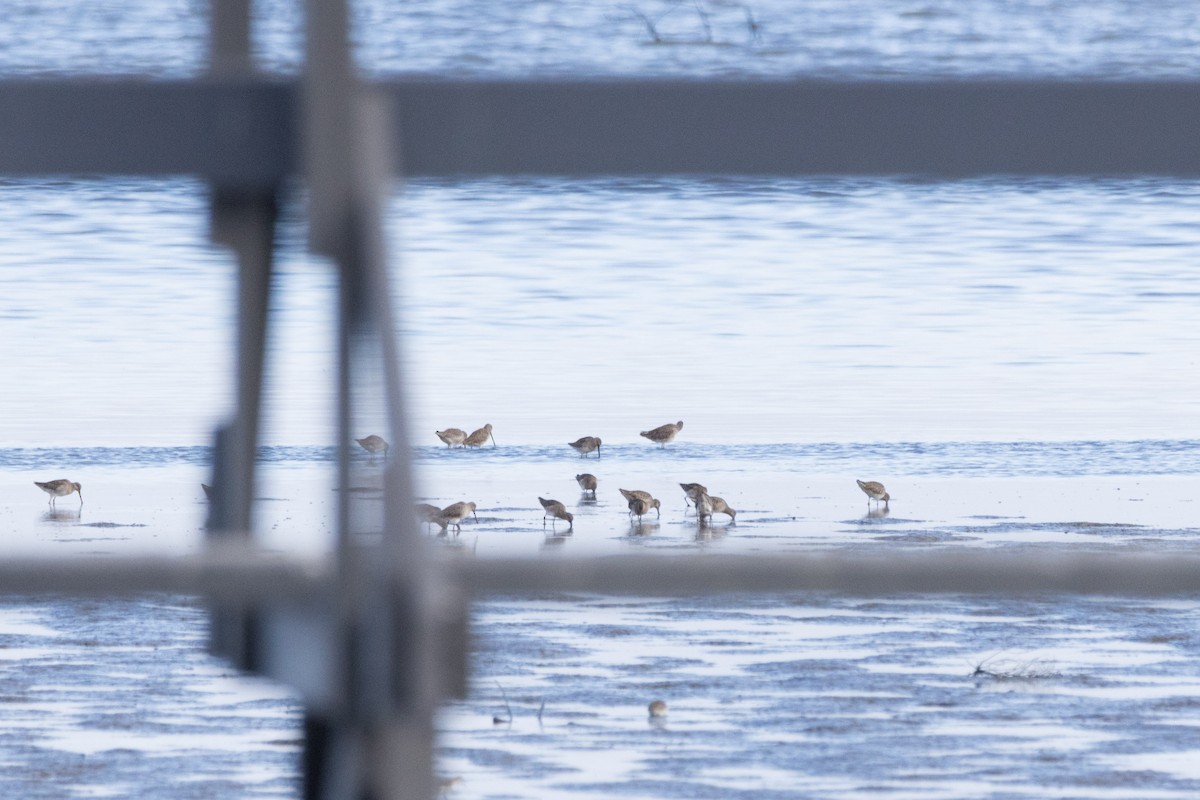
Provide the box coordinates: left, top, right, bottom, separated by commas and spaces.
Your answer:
42, 507, 81, 524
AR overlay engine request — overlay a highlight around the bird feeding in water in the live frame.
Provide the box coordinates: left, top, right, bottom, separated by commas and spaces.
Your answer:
463, 424, 496, 448
538, 497, 574, 530
35, 479, 83, 506
619, 488, 661, 518
575, 473, 598, 497
679, 482, 707, 509
440, 501, 477, 533
436, 428, 467, 447
356, 435, 389, 459
856, 479, 890, 509
568, 436, 602, 457
415, 503, 448, 533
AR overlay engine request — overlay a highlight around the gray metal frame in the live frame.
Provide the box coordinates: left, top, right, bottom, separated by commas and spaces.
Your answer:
2, 1, 1198, 798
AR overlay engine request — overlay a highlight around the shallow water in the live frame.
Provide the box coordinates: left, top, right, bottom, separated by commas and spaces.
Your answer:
4, 177, 1200, 448
4, 1, 1200, 797
4, 0, 1200, 79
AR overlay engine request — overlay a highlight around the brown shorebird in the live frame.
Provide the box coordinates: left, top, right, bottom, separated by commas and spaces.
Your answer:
640, 420, 683, 446
415, 503, 448, 533
356, 435, 389, 459
463, 424, 496, 448
648, 700, 668, 718
694, 489, 735, 524
680, 482, 707, 508
709, 495, 736, 522
35, 479, 83, 507
440, 501, 477, 533
856, 479, 890, 509
436, 428, 467, 448
575, 473, 598, 497
568, 436, 602, 458
619, 489, 661, 518
538, 497, 574, 529
627, 496, 652, 520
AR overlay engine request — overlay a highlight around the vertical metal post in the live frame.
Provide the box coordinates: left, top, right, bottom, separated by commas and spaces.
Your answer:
206, 0, 278, 671
303, 0, 437, 797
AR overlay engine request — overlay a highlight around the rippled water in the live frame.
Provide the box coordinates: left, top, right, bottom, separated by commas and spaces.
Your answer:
4, 0, 1200, 79
4, 177, 1200, 448
4, 2, 1200, 798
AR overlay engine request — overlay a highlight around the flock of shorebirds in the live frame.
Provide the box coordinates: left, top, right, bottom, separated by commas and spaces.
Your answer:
30, 421, 893, 529
353, 420, 892, 536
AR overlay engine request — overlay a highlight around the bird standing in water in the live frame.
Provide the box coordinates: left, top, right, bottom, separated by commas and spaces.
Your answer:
436, 428, 467, 447
35, 479, 83, 506
464, 424, 496, 448
568, 436, 602, 457
856, 479, 890, 509
640, 420, 683, 447
538, 497, 574, 530
356, 435, 390, 459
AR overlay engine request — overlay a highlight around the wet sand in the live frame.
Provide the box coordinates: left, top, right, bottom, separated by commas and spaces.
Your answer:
0, 455, 1198, 797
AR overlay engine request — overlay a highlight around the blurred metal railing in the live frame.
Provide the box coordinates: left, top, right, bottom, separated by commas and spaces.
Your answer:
2, 0, 1198, 798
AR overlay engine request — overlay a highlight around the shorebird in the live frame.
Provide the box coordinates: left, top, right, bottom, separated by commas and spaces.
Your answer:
436, 428, 467, 448
693, 489, 733, 524
575, 473, 598, 497
415, 503, 448, 533
356, 435, 389, 459
463, 423, 495, 448
440, 501, 477, 533
708, 494, 736, 522
648, 699, 668, 718
619, 489, 661, 518
856, 479, 890, 509
34, 479, 83, 506
680, 482, 707, 508
640, 420, 683, 447
568, 436, 602, 458
627, 495, 652, 520
694, 490, 714, 524
538, 497, 574, 529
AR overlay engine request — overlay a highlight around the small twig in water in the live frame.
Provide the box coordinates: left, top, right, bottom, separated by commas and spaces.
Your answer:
971, 656, 1062, 681
492, 680, 513, 724
742, 5, 762, 42
626, 6, 663, 42
692, 0, 713, 42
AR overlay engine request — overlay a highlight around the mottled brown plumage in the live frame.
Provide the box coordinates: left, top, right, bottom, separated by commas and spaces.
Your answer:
680, 482, 707, 507
35, 479, 82, 506
856, 479, 890, 508
575, 473, 598, 497
538, 497, 574, 528
356, 435, 389, 459
619, 488, 661, 518
436, 428, 467, 447
463, 424, 495, 448
568, 436, 602, 457
440, 501, 477, 532
640, 420, 683, 446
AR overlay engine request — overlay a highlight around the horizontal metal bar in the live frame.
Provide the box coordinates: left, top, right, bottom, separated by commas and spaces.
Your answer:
0, 79, 295, 187
391, 80, 1200, 177
0, 549, 329, 600
3, 550, 1200, 599
449, 551, 1200, 597
1, 79, 1199, 179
